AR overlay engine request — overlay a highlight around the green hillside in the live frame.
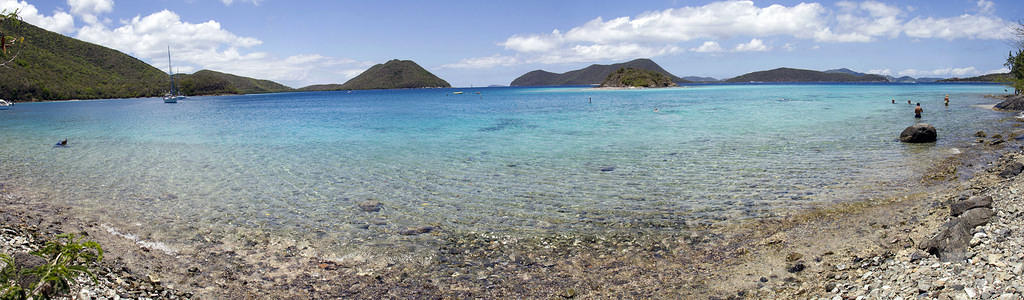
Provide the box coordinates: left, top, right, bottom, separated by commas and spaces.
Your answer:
176, 70, 293, 95
0, 20, 293, 101
0, 20, 168, 101
725, 67, 889, 82
510, 58, 688, 86
938, 73, 1012, 82
297, 84, 345, 92
600, 68, 677, 88
301, 59, 449, 91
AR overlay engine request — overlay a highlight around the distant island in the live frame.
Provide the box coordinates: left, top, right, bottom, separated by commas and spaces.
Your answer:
725, 67, 888, 82
510, 58, 689, 86
600, 68, 677, 88
176, 70, 293, 95
300, 59, 449, 91
0, 20, 292, 101
939, 73, 1012, 82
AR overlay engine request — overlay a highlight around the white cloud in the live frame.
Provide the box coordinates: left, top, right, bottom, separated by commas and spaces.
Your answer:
502, 30, 562, 52
782, 43, 795, 51
72, 9, 365, 87
903, 14, 1012, 40
0, 0, 75, 34
67, 0, 113, 25
985, 67, 1009, 74
691, 41, 723, 53
896, 67, 981, 77
221, 0, 262, 6
867, 68, 892, 75
488, 0, 1017, 66
976, 0, 995, 15
734, 39, 769, 52
531, 43, 682, 64
441, 54, 518, 69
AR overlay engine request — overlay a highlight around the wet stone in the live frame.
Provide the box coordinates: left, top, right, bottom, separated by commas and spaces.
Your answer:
399, 226, 435, 235
358, 201, 382, 212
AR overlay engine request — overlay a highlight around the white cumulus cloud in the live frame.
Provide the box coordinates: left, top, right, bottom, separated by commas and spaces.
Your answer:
72, 9, 366, 87
479, 0, 1017, 67
67, 0, 113, 25
734, 39, 770, 52
896, 67, 981, 77
691, 41, 723, 53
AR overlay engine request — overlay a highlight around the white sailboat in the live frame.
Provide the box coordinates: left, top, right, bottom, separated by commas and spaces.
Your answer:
163, 46, 186, 103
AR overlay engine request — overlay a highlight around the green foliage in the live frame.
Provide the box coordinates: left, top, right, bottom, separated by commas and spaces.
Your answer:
0, 234, 103, 300
0, 20, 167, 101
0, 20, 292, 101
600, 67, 677, 88
177, 69, 293, 95
1, 253, 25, 299
510, 58, 687, 86
330, 59, 449, 90
1005, 49, 1024, 95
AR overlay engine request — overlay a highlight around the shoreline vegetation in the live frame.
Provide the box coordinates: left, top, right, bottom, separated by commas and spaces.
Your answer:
3, 95, 1024, 298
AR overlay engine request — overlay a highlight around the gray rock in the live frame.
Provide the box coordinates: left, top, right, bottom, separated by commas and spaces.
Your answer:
950, 196, 993, 217
920, 207, 995, 261
399, 226, 435, 235
999, 162, 1024, 178
358, 200, 382, 212
900, 123, 937, 143
960, 208, 995, 228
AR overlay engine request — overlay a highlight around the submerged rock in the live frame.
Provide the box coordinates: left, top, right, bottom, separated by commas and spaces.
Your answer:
358, 200, 382, 212
899, 123, 937, 143
399, 226, 435, 235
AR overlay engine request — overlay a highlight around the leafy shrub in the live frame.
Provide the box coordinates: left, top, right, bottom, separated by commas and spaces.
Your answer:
0, 233, 103, 299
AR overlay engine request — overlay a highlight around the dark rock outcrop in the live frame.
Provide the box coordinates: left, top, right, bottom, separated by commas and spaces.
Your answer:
999, 162, 1024, 178
950, 196, 992, 217
920, 206, 995, 261
899, 123, 937, 143
994, 94, 1024, 111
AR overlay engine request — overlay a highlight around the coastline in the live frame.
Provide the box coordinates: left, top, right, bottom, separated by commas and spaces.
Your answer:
2, 98, 1024, 298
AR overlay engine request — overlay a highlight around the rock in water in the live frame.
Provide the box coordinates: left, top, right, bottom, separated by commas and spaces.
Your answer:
900, 123, 937, 143
358, 201, 382, 212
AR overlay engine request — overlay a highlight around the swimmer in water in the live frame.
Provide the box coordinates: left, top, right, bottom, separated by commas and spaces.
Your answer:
914, 103, 923, 118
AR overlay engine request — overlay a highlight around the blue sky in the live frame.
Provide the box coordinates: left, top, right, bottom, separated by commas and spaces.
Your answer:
3, 0, 1023, 87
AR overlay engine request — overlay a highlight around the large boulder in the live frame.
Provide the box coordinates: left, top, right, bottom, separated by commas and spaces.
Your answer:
900, 123, 937, 143
994, 94, 1024, 110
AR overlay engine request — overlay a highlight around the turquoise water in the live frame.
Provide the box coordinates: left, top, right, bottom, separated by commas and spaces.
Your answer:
0, 84, 1013, 256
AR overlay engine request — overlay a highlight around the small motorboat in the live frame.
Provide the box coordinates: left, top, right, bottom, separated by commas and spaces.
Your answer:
0, 99, 11, 110
452, 91, 464, 95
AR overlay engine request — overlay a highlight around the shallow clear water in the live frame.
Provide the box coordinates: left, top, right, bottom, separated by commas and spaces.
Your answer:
0, 84, 1013, 256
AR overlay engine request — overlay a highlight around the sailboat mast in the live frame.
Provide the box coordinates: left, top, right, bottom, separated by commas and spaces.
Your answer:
167, 46, 176, 93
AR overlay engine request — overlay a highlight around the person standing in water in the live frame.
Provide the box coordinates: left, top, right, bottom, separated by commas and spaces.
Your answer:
914, 103, 923, 118
944, 94, 949, 106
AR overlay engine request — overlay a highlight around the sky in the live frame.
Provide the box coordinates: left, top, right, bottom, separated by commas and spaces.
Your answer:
2, 0, 1023, 88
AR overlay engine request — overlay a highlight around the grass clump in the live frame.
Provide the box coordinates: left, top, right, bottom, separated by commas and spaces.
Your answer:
1, 233, 103, 299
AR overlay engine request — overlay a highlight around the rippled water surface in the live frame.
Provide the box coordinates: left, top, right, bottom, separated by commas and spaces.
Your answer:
0, 84, 1013, 255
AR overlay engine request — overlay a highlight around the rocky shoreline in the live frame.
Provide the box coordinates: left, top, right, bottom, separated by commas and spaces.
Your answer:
3, 115, 1024, 299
